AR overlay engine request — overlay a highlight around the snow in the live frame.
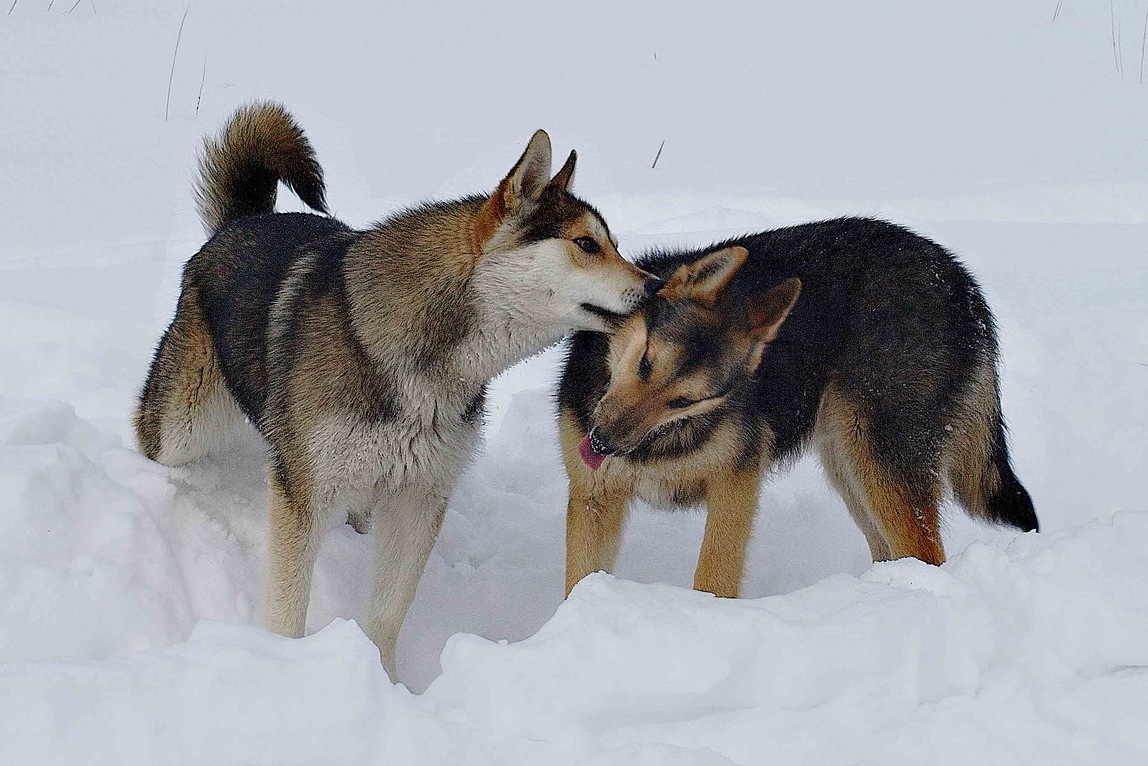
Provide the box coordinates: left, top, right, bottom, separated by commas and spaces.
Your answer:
2, 0, 1148, 763
4, 525, 1148, 764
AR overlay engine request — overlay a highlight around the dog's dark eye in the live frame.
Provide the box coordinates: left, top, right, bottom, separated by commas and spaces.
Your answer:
667, 397, 695, 410
574, 236, 600, 255
638, 355, 652, 381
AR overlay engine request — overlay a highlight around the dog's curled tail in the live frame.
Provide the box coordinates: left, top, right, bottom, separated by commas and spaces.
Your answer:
195, 101, 328, 236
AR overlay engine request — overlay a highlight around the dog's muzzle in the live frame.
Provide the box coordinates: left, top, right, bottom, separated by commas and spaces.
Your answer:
588, 427, 619, 456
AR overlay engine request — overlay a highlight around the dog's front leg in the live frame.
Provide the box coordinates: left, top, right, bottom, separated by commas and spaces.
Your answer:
365, 487, 447, 679
565, 485, 630, 597
265, 462, 321, 638
694, 465, 764, 598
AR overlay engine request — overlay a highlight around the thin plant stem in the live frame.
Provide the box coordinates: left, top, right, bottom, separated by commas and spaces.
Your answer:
1110, 0, 1123, 77
165, 5, 191, 121
651, 140, 666, 169
196, 55, 207, 116
1140, 7, 1148, 83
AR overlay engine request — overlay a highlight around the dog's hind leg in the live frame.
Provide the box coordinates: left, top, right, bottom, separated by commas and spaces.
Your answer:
694, 465, 763, 598
365, 487, 448, 678
815, 386, 892, 562
855, 454, 945, 565
817, 383, 943, 564
265, 462, 320, 639
817, 440, 892, 562
135, 288, 244, 465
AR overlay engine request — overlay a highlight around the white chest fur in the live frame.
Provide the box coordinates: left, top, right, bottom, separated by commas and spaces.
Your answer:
306, 397, 481, 521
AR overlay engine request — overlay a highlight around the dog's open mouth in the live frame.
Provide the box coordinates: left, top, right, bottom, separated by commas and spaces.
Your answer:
579, 302, 628, 326
578, 434, 607, 471
578, 429, 630, 471
577, 421, 686, 471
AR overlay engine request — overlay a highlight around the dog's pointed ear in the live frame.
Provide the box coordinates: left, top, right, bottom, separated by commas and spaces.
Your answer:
749, 277, 801, 342
550, 150, 577, 192
475, 130, 553, 249
505, 129, 553, 203
744, 277, 801, 372
659, 246, 748, 307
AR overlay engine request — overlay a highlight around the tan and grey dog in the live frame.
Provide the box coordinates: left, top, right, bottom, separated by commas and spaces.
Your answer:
135, 102, 659, 675
558, 220, 1037, 598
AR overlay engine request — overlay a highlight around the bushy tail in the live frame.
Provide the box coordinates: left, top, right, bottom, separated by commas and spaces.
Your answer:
952, 408, 1039, 533
195, 101, 328, 236
949, 355, 1038, 533
981, 418, 1038, 531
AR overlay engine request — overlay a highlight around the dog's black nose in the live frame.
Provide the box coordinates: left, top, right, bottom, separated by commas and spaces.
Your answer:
643, 276, 666, 297
588, 427, 619, 456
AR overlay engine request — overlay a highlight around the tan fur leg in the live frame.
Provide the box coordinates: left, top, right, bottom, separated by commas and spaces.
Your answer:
856, 452, 945, 565
565, 485, 630, 596
816, 382, 941, 564
135, 288, 244, 465
845, 489, 893, 562
265, 466, 319, 638
560, 409, 632, 597
694, 466, 763, 598
365, 488, 447, 679
817, 441, 892, 561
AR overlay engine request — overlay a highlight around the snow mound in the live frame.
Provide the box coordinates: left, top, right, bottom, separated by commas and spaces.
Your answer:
2, 512, 1146, 765
0, 395, 260, 662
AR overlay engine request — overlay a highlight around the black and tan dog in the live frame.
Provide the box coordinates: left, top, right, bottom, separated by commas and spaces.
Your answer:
558, 219, 1037, 597
135, 102, 659, 675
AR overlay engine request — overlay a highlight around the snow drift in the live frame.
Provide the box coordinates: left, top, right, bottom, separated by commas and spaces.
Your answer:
2, 509, 1146, 764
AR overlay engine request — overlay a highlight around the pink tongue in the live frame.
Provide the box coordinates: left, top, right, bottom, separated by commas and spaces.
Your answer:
578, 434, 606, 471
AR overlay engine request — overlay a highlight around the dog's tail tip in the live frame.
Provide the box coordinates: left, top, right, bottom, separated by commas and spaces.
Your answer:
984, 465, 1039, 533
951, 393, 1039, 535
974, 415, 1038, 533
195, 101, 329, 236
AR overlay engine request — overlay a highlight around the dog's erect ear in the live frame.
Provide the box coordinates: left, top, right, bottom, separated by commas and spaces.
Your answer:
506, 129, 553, 203
749, 278, 801, 340
744, 277, 802, 372
475, 130, 554, 249
659, 246, 749, 307
550, 150, 577, 192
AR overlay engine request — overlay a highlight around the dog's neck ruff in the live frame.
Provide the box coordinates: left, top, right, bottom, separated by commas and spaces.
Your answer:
448, 239, 579, 383
343, 243, 567, 409
449, 289, 565, 385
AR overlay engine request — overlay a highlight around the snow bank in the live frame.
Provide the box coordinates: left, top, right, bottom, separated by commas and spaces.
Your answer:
0, 621, 391, 765
4, 392, 1143, 765
0, 395, 260, 663
2, 515, 1146, 765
